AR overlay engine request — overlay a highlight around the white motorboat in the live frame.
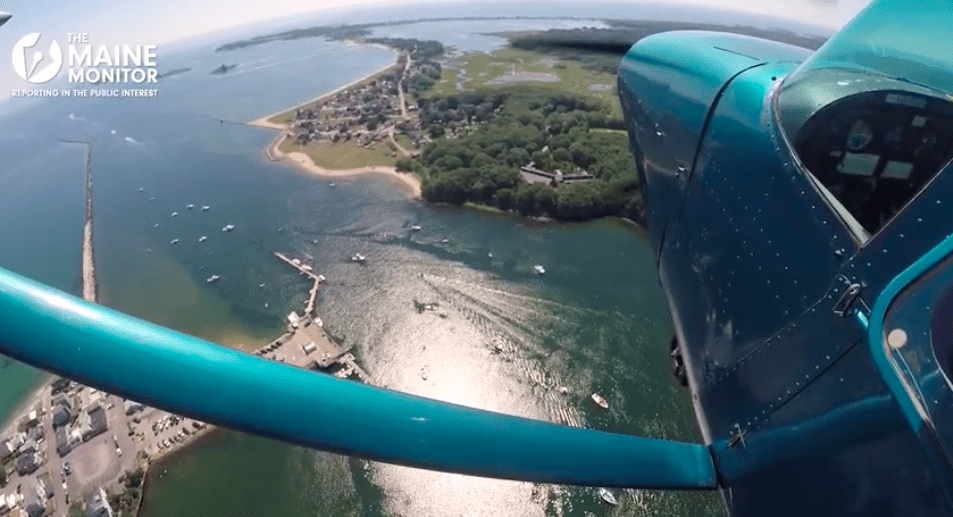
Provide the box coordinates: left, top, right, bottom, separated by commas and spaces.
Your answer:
597, 488, 618, 505
170, 239, 179, 244
222, 224, 235, 232
351, 253, 366, 262
206, 275, 220, 283
138, 187, 144, 192
410, 225, 422, 231
201, 205, 210, 211
534, 264, 546, 275
149, 197, 155, 201
198, 236, 208, 242
171, 212, 178, 217
591, 393, 609, 410
258, 283, 265, 288
187, 204, 194, 209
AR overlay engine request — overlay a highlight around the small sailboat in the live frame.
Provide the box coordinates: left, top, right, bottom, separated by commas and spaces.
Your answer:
597, 488, 618, 505
171, 211, 178, 217
187, 204, 194, 209
170, 239, 179, 244
534, 264, 546, 275
222, 224, 235, 232
206, 275, 220, 283
591, 393, 609, 410
198, 236, 208, 242
201, 205, 210, 211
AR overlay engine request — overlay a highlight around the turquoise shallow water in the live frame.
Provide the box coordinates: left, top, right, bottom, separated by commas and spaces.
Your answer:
0, 10, 725, 517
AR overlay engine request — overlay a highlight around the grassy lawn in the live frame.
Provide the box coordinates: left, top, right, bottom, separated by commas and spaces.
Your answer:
279, 138, 397, 169
267, 110, 295, 125
394, 132, 415, 150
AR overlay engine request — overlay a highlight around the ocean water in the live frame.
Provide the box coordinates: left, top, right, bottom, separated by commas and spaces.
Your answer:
0, 8, 725, 517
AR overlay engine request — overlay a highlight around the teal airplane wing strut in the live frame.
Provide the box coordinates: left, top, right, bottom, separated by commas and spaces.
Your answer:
0, 267, 717, 489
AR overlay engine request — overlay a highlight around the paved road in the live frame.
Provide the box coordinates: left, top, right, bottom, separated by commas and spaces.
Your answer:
39, 388, 68, 515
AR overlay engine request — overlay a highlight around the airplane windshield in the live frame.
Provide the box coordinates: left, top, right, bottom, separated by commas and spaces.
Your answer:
775, 0, 953, 239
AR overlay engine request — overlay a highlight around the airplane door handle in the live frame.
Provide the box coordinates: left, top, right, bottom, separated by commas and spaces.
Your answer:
833, 282, 862, 317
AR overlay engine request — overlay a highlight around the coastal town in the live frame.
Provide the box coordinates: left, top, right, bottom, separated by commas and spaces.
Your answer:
274, 44, 444, 161
0, 254, 368, 517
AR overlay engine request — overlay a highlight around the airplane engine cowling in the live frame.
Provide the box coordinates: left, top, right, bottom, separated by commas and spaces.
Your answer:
617, 31, 811, 257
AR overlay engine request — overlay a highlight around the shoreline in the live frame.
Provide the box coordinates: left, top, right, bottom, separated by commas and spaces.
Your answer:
249, 49, 423, 199
263, 129, 422, 198
247, 59, 398, 129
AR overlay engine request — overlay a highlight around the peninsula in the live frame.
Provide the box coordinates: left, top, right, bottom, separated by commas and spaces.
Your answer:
248, 38, 446, 198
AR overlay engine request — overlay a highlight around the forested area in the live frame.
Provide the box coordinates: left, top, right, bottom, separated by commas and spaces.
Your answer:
412, 88, 644, 222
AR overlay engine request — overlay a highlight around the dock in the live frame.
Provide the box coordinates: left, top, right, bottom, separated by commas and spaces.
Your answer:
259, 253, 370, 383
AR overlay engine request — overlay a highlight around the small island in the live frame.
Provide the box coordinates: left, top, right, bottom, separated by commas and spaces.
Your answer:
209, 64, 238, 75
156, 67, 192, 79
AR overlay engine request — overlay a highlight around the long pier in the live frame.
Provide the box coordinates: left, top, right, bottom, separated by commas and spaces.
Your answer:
60, 140, 97, 302
262, 253, 370, 383
274, 252, 322, 314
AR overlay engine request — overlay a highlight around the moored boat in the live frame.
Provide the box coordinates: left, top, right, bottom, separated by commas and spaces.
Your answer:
222, 224, 235, 232
534, 264, 546, 275
206, 275, 220, 283
591, 392, 609, 410
597, 487, 618, 505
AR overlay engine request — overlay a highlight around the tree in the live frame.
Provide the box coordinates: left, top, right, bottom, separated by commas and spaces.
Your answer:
68, 503, 85, 517
552, 147, 572, 164
395, 158, 414, 172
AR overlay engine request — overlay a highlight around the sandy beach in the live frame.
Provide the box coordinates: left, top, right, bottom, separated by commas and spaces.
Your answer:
264, 129, 422, 198
247, 61, 398, 129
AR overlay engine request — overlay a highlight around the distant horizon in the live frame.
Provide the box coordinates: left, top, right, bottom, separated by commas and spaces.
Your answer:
0, 0, 846, 102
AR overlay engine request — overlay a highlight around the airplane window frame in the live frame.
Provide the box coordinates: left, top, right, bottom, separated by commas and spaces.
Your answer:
770, 76, 870, 247
772, 69, 953, 249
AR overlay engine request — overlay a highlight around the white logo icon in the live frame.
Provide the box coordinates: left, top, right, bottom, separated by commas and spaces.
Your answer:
12, 33, 62, 83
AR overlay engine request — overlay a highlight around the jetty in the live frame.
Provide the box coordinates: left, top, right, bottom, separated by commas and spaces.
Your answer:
261, 253, 370, 383
60, 140, 97, 302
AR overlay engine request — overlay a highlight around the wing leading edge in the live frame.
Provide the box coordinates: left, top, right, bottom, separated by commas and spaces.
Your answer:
0, 265, 717, 489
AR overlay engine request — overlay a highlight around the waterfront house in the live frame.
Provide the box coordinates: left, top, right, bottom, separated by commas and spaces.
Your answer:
0, 440, 13, 461
84, 487, 113, 517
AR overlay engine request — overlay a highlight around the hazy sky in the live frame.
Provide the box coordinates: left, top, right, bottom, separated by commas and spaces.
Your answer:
0, 0, 871, 97
0, 0, 864, 47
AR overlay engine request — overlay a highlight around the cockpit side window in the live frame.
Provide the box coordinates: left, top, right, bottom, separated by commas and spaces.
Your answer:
778, 75, 953, 239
